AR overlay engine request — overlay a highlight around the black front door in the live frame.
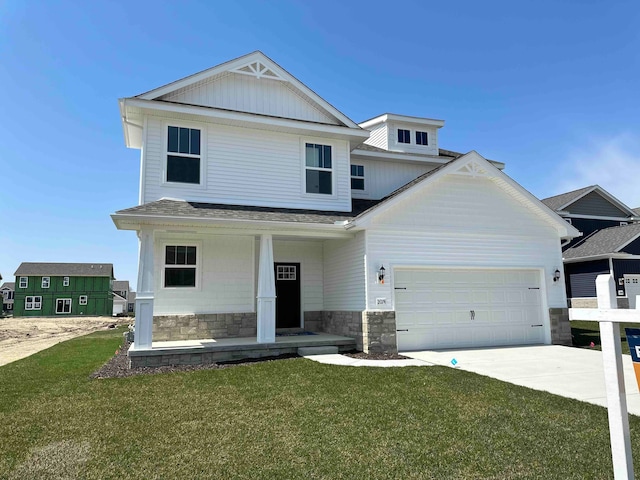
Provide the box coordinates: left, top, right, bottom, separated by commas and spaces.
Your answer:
274, 263, 301, 328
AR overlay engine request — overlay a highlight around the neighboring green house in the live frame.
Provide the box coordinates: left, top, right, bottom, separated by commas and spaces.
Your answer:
13, 263, 114, 317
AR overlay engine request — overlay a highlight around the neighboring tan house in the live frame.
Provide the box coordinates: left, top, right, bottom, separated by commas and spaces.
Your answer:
1, 282, 14, 313
542, 186, 640, 308
112, 280, 133, 315
113, 51, 579, 366
13, 263, 114, 317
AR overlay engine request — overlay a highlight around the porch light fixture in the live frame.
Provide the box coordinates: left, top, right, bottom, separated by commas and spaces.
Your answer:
378, 265, 386, 284
553, 269, 561, 283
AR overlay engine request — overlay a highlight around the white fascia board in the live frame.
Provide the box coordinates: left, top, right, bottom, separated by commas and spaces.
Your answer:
359, 113, 445, 130
351, 148, 450, 165
110, 213, 353, 238
349, 151, 582, 238
562, 253, 640, 263
135, 51, 361, 130
565, 213, 635, 221
121, 98, 369, 145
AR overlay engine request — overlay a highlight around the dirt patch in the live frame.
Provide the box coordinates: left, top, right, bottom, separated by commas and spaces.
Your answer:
0, 316, 131, 367
343, 351, 410, 360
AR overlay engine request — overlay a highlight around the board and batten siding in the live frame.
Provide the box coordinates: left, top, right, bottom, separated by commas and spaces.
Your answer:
566, 191, 630, 217
350, 158, 436, 200
364, 174, 567, 311
272, 240, 324, 312
322, 232, 366, 311
142, 115, 352, 211
159, 72, 339, 125
153, 234, 255, 315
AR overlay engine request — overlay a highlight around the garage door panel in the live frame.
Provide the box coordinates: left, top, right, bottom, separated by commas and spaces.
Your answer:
395, 268, 546, 351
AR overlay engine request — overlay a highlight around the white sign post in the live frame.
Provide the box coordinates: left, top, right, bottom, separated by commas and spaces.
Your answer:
569, 274, 636, 480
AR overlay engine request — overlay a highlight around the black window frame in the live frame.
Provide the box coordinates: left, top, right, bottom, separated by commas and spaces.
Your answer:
397, 129, 410, 144
305, 143, 333, 195
416, 131, 428, 145
350, 164, 365, 190
164, 245, 197, 288
166, 126, 201, 184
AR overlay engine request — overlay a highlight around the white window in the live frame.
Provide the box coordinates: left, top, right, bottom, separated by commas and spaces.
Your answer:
166, 126, 201, 184
63, 277, 70, 287
7, 291, 13, 300
79, 295, 88, 305
621, 221, 629, 226
19, 277, 28, 288
25, 296, 42, 310
41, 277, 50, 288
56, 298, 72, 314
305, 143, 332, 195
164, 245, 197, 288
416, 131, 428, 145
351, 165, 365, 190
397, 129, 410, 144
277, 265, 297, 280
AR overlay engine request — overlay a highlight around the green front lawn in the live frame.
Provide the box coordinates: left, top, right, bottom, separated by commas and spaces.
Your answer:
571, 320, 640, 355
2, 329, 640, 479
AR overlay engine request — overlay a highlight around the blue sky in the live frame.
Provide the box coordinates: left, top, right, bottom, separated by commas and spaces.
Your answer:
1, 0, 639, 285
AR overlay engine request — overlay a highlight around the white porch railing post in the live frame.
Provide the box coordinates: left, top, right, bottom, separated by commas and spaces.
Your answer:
256, 234, 276, 343
596, 274, 634, 480
134, 228, 155, 349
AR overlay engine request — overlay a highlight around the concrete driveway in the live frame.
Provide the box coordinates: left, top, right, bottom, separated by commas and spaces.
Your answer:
404, 345, 640, 416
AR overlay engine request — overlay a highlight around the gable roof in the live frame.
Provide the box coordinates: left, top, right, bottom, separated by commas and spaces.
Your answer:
124, 51, 361, 130
563, 223, 640, 259
348, 151, 581, 238
113, 280, 130, 292
0, 282, 14, 290
14, 263, 114, 277
541, 185, 636, 217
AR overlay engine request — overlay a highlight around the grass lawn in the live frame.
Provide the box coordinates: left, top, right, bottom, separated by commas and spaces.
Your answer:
571, 320, 640, 355
3, 329, 640, 478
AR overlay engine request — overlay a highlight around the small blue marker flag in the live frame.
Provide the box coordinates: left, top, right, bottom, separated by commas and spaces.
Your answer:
451, 358, 458, 366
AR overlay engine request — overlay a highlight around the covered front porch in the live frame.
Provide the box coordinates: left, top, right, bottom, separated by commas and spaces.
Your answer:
128, 332, 357, 368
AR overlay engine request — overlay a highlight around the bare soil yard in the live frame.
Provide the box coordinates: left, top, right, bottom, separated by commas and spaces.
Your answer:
0, 316, 131, 366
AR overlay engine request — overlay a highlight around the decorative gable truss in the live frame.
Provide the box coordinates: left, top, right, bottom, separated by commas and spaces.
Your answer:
231, 60, 285, 81
451, 160, 493, 178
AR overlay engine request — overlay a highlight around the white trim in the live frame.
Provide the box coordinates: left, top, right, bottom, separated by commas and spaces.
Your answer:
162, 120, 207, 188
19, 277, 28, 289
79, 295, 88, 305
350, 163, 365, 192
562, 213, 633, 221
25, 296, 42, 310
160, 242, 202, 290
41, 277, 50, 289
55, 298, 72, 314
563, 253, 640, 263
301, 139, 336, 198
359, 113, 445, 130
135, 51, 361, 130
63, 276, 69, 287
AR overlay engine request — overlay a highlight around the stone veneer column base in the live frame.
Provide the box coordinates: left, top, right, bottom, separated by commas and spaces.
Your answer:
549, 308, 572, 346
362, 311, 398, 354
152, 313, 256, 341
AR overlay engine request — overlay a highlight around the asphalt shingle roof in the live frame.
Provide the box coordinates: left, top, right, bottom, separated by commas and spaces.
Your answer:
14, 263, 114, 277
0, 282, 14, 290
541, 186, 595, 211
563, 223, 640, 259
113, 280, 130, 291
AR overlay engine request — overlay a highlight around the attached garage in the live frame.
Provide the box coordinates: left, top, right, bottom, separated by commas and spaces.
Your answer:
394, 268, 546, 351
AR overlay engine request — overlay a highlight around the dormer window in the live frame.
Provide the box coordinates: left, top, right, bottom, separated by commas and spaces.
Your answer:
397, 129, 410, 144
416, 131, 428, 145
166, 126, 201, 184
351, 165, 365, 190
305, 143, 332, 195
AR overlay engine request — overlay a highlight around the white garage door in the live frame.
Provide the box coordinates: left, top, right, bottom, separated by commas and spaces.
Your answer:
395, 268, 545, 351
113, 303, 124, 315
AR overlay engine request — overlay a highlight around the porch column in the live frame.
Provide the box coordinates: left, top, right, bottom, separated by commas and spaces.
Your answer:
134, 228, 155, 349
256, 234, 276, 343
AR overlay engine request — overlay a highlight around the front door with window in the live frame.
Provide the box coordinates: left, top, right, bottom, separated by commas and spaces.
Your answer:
274, 263, 301, 328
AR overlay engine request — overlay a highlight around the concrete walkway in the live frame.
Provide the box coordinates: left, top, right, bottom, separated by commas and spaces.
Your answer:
404, 345, 640, 416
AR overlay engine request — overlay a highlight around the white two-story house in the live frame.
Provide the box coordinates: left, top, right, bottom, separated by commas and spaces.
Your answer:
112, 51, 579, 367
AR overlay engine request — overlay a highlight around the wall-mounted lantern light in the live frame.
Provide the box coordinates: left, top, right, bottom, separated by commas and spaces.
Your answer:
378, 265, 386, 284
553, 269, 561, 283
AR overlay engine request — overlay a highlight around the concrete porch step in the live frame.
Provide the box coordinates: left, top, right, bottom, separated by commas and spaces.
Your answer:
298, 346, 339, 356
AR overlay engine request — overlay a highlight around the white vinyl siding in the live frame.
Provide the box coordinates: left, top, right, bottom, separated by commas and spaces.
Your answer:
388, 123, 439, 155
153, 234, 255, 315
273, 240, 324, 311
350, 158, 436, 199
365, 174, 566, 320
158, 72, 339, 125
142, 116, 352, 211
323, 232, 366, 311
363, 124, 388, 150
